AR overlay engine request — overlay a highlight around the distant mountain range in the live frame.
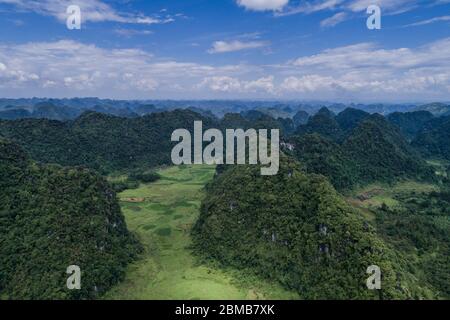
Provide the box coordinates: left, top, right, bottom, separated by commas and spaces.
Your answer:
1, 98, 448, 121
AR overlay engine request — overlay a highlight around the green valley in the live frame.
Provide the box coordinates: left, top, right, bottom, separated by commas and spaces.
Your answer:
105, 165, 298, 300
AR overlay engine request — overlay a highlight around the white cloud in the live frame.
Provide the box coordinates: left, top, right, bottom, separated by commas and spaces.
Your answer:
114, 29, 154, 37
281, 75, 336, 92
0, 40, 260, 98
346, 0, 416, 13
291, 40, 450, 70
277, 38, 450, 99
405, 15, 450, 27
208, 40, 269, 53
244, 76, 275, 92
236, 0, 289, 11
275, 0, 344, 16
1, 38, 450, 101
320, 12, 347, 27
198, 76, 275, 93
0, 0, 175, 25
275, 0, 424, 21
199, 76, 242, 92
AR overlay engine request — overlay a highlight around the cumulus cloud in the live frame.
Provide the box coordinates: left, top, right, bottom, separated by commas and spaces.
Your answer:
199, 76, 242, 92
281, 75, 337, 92
244, 76, 275, 93
0, 40, 259, 98
278, 38, 450, 99
199, 76, 275, 93
0, 37, 450, 100
0, 0, 175, 25
236, 0, 289, 11
208, 40, 269, 53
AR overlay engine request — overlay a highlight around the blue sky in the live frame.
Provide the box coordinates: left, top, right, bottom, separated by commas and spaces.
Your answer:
0, 0, 449, 102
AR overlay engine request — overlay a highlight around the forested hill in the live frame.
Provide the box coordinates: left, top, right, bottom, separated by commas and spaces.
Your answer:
295, 107, 344, 142
0, 108, 298, 174
288, 113, 435, 191
0, 139, 141, 299
412, 115, 450, 161
342, 114, 434, 185
288, 133, 358, 191
387, 111, 434, 141
0, 109, 215, 173
335, 108, 370, 134
192, 156, 428, 299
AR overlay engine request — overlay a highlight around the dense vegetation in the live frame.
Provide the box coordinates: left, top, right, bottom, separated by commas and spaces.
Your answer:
1, 101, 449, 300
193, 156, 429, 299
222, 112, 294, 136
288, 134, 359, 191
295, 107, 344, 142
387, 111, 434, 140
342, 114, 434, 185
293, 110, 310, 127
412, 116, 450, 161
288, 112, 434, 191
372, 183, 450, 298
335, 108, 370, 134
0, 139, 141, 299
0, 109, 215, 173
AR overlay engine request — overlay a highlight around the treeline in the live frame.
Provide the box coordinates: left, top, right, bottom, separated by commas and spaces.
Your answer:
0, 109, 298, 175
0, 110, 217, 173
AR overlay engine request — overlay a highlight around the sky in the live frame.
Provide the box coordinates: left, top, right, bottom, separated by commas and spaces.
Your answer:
0, 0, 449, 102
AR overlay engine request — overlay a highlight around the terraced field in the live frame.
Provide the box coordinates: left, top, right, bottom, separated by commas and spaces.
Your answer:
105, 165, 298, 300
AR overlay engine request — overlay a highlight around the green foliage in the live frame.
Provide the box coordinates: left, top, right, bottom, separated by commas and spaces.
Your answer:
110, 180, 140, 193
0, 109, 295, 176
0, 139, 141, 299
335, 108, 370, 134
288, 134, 358, 191
387, 111, 434, 141
128, 170, 161, 183
374, 187, 450, 298
0, 110, 216, 174
413, 116, 450, 160
193, 155, 421, 299
289, 114, 434, 191
221, 112, 292, 137
343, 114, 435, 185
295, 107, 344, 142
105, 165, 297, 300
293, 110, 309, 127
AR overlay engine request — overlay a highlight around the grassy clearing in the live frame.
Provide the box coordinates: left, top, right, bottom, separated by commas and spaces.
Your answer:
426, 159, 450, 177
347, 180, 439, 212
104, 165, 298, 300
